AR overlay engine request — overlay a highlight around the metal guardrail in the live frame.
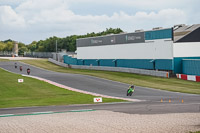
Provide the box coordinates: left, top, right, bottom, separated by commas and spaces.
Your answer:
24, 52, 53, 58
0, 51, 13, 55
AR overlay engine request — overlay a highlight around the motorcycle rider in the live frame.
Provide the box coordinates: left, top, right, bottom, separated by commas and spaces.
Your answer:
127, 85, 135, 96
14, 63, 17, 68
27, 68, 30, 75
20, 66, 22, 71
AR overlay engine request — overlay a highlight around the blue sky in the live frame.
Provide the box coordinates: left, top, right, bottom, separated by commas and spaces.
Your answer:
0, 0, 199, 44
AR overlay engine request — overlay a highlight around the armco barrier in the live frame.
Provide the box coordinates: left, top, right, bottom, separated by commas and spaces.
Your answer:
176, 74, 200, 82
49, 58, 169, 78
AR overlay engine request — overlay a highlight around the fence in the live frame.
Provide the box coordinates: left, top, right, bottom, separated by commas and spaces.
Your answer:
24, 52, 53, 58
0, 51, 13, 57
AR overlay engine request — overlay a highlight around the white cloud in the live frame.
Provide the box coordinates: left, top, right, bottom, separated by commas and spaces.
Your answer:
0, 6, 25, 29
0, 0, 195, 43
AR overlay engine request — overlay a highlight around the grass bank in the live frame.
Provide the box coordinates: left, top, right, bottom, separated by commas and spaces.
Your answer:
0, 58, 9, 61
21, 59, 200, 94
0, 68, 125, 108
190, 131, 200, 133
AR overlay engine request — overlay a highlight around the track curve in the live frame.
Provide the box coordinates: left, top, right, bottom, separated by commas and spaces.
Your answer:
0, 61, 200, 114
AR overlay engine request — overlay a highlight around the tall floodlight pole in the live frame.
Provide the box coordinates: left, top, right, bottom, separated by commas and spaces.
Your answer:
56, 40, 57, 53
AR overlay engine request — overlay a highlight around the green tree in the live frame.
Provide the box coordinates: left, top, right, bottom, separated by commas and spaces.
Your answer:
4, 42, 13, 51
18, 46, 28, 55
26, 28, 123, 52
28, 41, 37, 52
37, 45, 45, 52
0, 42, 5, 51
3, 39, 13, 43
18, 42, 26, 48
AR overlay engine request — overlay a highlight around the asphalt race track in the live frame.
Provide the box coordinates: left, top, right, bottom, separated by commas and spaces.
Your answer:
0, 61, 200, 115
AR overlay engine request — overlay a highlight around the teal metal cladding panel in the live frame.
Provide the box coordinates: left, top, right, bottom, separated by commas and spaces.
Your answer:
182, 59, 200, 76
117, 59, 154, 69
99, 59, 116, 67
155, 59, 173, 70
63, 55, 77, 65
77, 59, 84, 65
145, 28, 172, 40
173, 57, 183, 74
173, 57, 200, 74
84, 59, 98, 66
64, 57, 174, 71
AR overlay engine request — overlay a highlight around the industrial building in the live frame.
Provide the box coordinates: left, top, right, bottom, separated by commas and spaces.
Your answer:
64, 24, 200, 77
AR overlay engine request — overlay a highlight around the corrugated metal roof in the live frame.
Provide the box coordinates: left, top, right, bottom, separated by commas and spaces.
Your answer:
173, 24, 200, 42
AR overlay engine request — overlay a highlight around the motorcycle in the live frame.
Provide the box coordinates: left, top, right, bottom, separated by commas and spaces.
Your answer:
14, 63, 17, 68
27, 68, 30, 75
127, 87, 134, 96
20, 66, 22, 71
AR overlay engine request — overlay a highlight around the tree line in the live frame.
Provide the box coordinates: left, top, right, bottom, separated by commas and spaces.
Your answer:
0, 39, 28, 55
0, 28, 123, 55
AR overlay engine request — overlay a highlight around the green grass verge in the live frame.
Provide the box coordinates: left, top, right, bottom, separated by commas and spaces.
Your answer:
20, 59, 200, 94
190, 131, 200, 133
0, 68, 125, 108
0, 58, 9, 61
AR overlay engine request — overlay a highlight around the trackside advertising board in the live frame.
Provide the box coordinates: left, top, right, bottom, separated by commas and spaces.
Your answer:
77, 32, 145, 47
76, 28, 173, 47
94, 97, 102, 102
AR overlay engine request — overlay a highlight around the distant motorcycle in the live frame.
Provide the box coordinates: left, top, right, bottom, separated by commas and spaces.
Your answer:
20, 66, 22, 71
14, 63, 17, 68
27, 68, 30, 75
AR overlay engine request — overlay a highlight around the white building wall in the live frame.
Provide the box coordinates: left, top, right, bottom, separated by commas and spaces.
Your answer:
77, 39, 173, 59
173, 42, 200, 57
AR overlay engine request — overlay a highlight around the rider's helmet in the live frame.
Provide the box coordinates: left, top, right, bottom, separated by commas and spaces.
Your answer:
131, 85, 134, 88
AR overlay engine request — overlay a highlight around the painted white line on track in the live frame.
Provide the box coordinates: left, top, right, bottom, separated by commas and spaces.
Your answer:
69, 109, 93, 112
32, 111, 53, 114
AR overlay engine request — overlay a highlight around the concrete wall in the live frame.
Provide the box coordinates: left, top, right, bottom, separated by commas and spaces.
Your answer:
53, 53, 66, 62
49, 58, 169, 78
173, 42, 200, 57
173, 42, 200, 74
77, 39, 173, 59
